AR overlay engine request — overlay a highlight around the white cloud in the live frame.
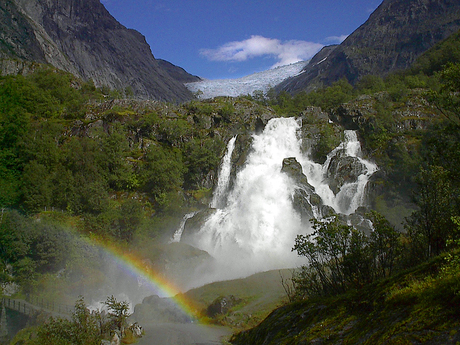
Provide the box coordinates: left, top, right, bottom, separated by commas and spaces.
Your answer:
200, 35, 323, 68
325, 35, 349, 44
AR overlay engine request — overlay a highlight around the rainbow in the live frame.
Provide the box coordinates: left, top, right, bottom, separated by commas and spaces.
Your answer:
87, 235, 199, 319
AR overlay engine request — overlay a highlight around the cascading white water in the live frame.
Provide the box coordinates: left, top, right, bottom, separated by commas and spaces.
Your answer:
334, 131, 378, 214
171, 212, 198, 243
188, 118, 305, 279
210, 136, 237, 209
300, 129, 378, 215
186, 118, 377, 282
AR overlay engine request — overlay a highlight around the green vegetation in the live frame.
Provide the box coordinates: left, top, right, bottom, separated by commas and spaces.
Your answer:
10, 296, 137, 345
184, 270, 291, 330
231, 252, 460, 344
0, 65, 279, 343
0, 66, 237, 242
292, 212, 399, 299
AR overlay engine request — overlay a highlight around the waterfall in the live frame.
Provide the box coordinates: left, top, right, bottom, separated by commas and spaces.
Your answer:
186, 118, 377, 282
210, 136, 237, 209
300, 130, 378, 215
188, 118, 305, 279
171, 212, 198, 243
334, 130, 378, 214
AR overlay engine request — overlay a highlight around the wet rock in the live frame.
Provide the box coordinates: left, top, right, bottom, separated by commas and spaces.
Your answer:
206, 295, 242, 318
126, 322, 143, 339
346, 211, 373, 236
229, 134, 254, 191
281, 157, 324, 221
281, 157, 315, 193
326, 155, 366, 195
110, 331, 120, 345
180, 209, 216, 243
133, 295, 192, 324
320, 205, 336, 218
292, 189, 323, 222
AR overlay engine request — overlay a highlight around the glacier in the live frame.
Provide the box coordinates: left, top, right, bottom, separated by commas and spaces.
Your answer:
185, 61, 308, 99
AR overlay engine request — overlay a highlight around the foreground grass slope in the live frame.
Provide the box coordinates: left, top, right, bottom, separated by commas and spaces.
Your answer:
231, 251, 460, 344
184, 269, 292, 330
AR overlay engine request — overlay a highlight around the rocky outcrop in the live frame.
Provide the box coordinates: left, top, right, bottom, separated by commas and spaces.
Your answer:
206, 295, 242, 318
278, 0, 460, 94
0, 1, 46, 63
133, 295, 193, 323
281, 157, 323, 221
330, 92, 438, 134
180, 209, 216, 244
1, 0, 195, 102
326, 155, 367, 195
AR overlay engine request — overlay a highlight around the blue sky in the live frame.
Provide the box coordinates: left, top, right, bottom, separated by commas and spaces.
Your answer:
101, 0, 383, 79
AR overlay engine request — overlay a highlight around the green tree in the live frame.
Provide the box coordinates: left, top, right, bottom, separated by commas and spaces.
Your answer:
104, 295, 131, 336
140, 144, 184, 200
367, 211, 400, 278
21, 160, 53, 213
100, 124, 137, 190
0, 211, 29, 284
427, 62, 460, 125
34, 297, 102, 345
405, 166, 455, 260
292, 216, 371, 297
355, 75, 385, 94
183, 138, 224, 189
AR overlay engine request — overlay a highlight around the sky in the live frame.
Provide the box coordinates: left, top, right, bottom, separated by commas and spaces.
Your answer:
101, 0, 383, 80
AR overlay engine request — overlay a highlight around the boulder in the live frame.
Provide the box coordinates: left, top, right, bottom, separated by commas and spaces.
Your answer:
281, 157, 324, 221
180, 209, 217, 244
281, 157, 315, 194
206, 295, 242, 318
133, 295, 192, 324
326, 155, 367, 195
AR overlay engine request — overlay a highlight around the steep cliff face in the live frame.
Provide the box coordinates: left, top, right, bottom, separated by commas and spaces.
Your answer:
157, 59, 201, 84
279, 0, 460, 94
1, 0, 194, 102
0, 1, 45, 63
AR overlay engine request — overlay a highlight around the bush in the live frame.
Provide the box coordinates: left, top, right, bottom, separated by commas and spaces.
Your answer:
292, 213, 401, 299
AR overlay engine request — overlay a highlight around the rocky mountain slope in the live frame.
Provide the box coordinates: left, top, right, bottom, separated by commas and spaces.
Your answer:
0, 0, 195, 102
278, 0, 460, 94
157, 59, 202, 84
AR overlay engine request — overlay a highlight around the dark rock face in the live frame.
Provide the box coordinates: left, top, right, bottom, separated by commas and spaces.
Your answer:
2, 0, 195, 102
157, 59, 201, 84
206, 295, 242, 318
281, 157, 323, 221
0, 1, 46, 63
279, 0, 460, 94
326, 155, 367, 195
180, 209, 216, 244
281, 157, 316, 194
133, 295, 192, 323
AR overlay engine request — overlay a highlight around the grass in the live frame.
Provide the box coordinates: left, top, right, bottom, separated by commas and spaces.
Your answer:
230, 250, 460, 344
183, 269, 292, 330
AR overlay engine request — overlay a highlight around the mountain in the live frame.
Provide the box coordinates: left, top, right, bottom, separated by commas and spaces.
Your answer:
278, 0, 460, 94
157, 59, 202, 84
0, 0, 195, 102
185, 61, 308, 99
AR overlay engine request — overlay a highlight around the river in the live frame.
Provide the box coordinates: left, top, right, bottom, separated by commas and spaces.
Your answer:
136, 322, 232, 345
